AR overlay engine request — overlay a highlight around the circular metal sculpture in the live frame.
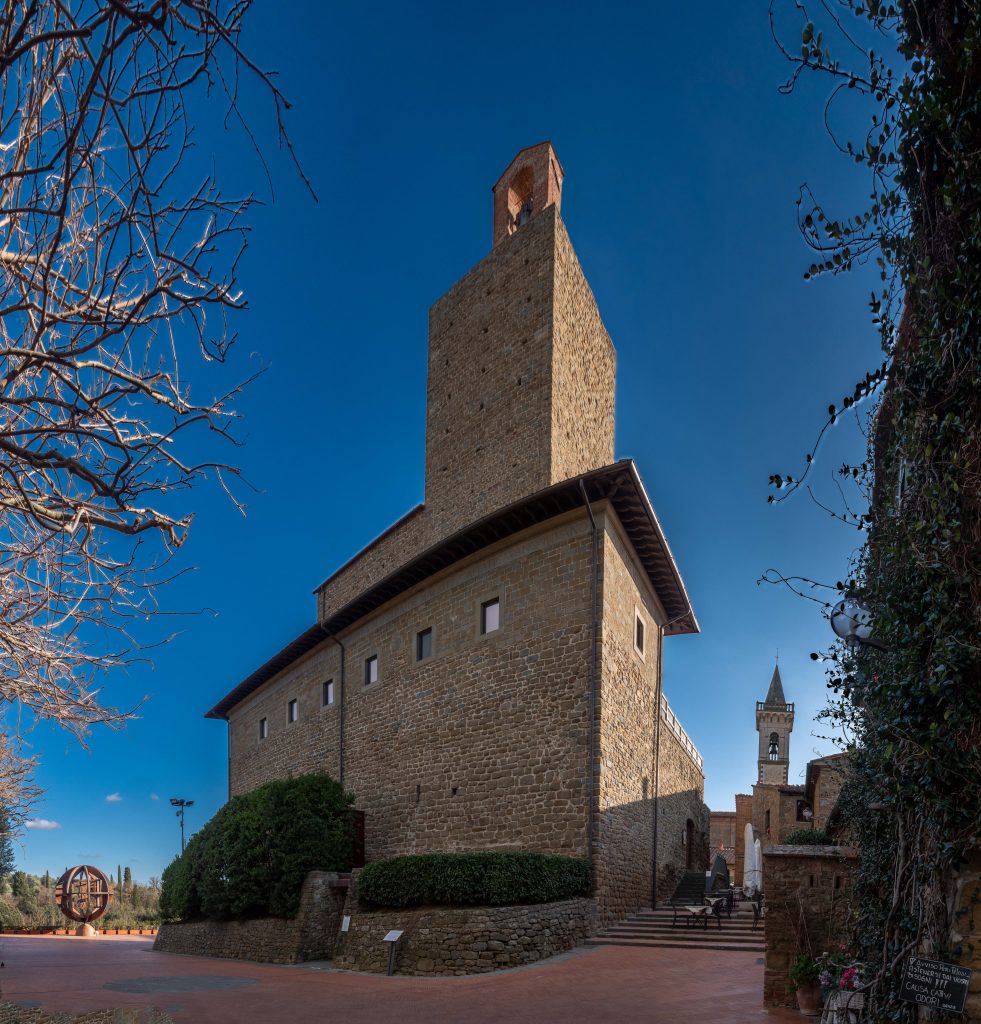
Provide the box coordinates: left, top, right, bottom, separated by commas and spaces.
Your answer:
54, 865, 113, 924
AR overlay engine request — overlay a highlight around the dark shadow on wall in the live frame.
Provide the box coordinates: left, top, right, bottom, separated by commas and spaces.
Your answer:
593, 788, 709, 924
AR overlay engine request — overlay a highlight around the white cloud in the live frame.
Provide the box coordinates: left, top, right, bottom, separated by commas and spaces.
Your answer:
105, 792, 123, 803
25, 818, 61, 830
149, 793, 159, 801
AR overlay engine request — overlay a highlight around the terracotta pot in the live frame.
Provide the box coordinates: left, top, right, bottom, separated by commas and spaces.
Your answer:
795, 981, 823, 1017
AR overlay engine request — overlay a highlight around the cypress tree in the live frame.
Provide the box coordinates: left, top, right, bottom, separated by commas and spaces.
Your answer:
0, 808, 15, 887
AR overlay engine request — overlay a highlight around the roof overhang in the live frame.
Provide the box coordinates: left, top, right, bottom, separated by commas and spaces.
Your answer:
206, 459, 697, 721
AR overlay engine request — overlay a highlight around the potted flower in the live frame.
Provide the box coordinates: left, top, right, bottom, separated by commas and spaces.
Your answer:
820, 953, 865, 1019
789, 954, 824, 1017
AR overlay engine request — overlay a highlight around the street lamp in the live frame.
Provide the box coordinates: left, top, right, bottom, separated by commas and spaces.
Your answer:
170, 798, 194, 853
830, 597, 888, 651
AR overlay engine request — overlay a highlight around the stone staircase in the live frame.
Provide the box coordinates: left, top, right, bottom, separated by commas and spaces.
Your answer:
586, 903, 765, 954
669, 871, 707, 904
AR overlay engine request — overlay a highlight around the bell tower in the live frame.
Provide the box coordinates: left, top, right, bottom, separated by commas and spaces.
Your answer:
756, 664, 794, 784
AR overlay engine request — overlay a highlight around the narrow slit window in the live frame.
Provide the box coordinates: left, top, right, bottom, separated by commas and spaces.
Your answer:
365, 655, 378, 686
635, 613, 645, 656
416, 628, 433, 661
323, 680, 334, 707
258, 717, 268, 740
287, 699, 298, 724
481, 598, 500, 635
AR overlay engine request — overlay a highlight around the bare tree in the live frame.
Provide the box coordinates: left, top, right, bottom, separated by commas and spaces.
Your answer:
0, 0, 304, 814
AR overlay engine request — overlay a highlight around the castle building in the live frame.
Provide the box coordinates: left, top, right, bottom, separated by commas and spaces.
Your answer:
206, 143, 708, 925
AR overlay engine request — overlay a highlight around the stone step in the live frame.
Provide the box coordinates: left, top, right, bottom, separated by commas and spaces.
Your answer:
621, 916, 758, 930
603, 924, 760, 937
585, 936, 765, 953
600, 930, 762, 945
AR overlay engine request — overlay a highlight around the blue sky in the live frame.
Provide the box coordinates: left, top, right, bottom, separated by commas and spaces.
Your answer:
18, 1, 883, 878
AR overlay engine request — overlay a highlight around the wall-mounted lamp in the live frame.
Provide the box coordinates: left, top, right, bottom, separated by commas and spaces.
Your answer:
830, 598, 889, 651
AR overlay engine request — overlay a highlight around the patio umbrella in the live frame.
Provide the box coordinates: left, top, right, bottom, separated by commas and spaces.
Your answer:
742, 823, 756, 890
754, 838, 763, 892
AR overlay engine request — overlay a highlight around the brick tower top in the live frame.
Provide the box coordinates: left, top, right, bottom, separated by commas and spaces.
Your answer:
491, 142, 565, 248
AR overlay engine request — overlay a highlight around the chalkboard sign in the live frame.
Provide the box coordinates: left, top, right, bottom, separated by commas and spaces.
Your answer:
900, 955, 972, 1013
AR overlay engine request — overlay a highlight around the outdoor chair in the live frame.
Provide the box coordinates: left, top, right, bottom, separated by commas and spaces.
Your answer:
705, 897, 726, 930
751, 897, 766, 931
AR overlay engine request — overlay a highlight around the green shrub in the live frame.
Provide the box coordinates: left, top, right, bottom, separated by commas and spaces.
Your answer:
357, 852, 591, 909
783, 828, 832, 845
160, 774, 354, 922
0, 899, 24, 929
159, 838, 202, 922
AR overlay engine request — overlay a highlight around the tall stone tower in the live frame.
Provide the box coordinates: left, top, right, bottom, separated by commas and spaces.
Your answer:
756, 664, 794, 784
423, 141, 616, 541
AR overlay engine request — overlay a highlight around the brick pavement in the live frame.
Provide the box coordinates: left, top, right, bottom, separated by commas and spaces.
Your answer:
0, 934, 802, 1024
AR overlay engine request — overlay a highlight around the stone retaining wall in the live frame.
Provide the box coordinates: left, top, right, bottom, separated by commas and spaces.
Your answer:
762, 845, 857, 1008
0, 1005, 171, 1023
153, 871, 346, 964
334, 875, 594, 976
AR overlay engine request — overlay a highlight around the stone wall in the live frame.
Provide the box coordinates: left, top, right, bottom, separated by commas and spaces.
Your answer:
753, 783, 805, 845
655, 703, 709, 903
227, 502, 706, 928
593, 517, 661, 922
592, 513, 707, 920
762, 845, 858, 1008
153, 872, 346, 965
549, 213, 616, 486
230, 513, 595, 866
334, 873, 593, 976
709, 811, 736, 861
0, 1007, 171, 1024
810, 754, 848, 831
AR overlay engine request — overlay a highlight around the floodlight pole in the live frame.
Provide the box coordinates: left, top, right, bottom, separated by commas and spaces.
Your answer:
170, 797, 194, 853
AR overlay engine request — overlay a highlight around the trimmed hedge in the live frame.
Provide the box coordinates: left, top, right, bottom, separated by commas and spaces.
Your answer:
160, 774, 354, 922
357, 852, 591, 909
782, 828, 832, 846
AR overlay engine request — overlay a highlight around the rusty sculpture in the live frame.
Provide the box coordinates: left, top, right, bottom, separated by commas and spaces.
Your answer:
54, 865, 113, 928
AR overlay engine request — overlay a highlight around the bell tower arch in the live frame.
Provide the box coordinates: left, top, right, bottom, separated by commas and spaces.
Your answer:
756, 664, 794, 784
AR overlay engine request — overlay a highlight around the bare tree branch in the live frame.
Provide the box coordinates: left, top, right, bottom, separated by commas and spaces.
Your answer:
0, 0, 301, 817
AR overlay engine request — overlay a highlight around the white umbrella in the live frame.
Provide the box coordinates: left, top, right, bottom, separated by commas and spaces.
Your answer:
742, 823, 756, 890
753, 838, 763, 892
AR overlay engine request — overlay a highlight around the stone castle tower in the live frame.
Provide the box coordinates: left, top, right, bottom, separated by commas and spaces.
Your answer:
423, 141, 616, 540
211, 142, 706, 930
315, 141, 619, 622
756, 664, 794, 784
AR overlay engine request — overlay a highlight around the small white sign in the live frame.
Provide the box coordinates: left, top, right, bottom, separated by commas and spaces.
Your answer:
383, 929, 404, 943
341, 915, 351, 933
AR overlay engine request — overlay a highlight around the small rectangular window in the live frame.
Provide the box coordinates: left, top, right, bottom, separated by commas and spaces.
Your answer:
287, 699, 298, 723
365, 655, 378, 686
416, 628, 433, 661
323, 680, 334, 706
481, 598, 500, 634
258, 717, 268, 740
635, 613, 645, 656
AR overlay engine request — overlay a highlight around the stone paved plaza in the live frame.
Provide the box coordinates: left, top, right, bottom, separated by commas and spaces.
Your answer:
0, 935, 801, 1023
